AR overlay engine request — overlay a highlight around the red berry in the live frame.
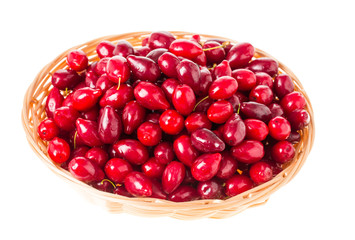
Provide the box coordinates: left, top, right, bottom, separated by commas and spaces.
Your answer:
197, 179, 223, 199
184, 112, 212, 133
249, 162, 273, 184
231, 140, 264, 164
268, 116, 291, 140
231, 69, 256, 91
173, 135, 199, 167
148, 31, 176, 50
168, 185, 199, 202
207, 100, 233, 124
134, 82, 170, 110
191, 153, 221, 181
124, 171, 153, 197
48, 137, 71, 163
113, 139, 149, 165
106, 56, 131, 83
244, 119, 269, 141
67, 50, 88, 71
247, 57, 279, 77
225, 175, 253, 197
37, 119, 59, 141
105, 158, 133, 183
68, 156, 104, 183
209, 76, 238, 100
162, 161, 186, 194
159, 109, 184, 135
154, 142, 175, 165
142, 157, 165, 178
249, 85, 274, 105
216, 151, 238, 179
113, 40, 134, 58
85, 147, 109, 168
96, 40, 115, 58
172, 84, 196, 116
190, 128, 225, 153
274, 74, 294, 98
280, 91, 307, 114
169, 39, 203, 59
287, 109, 310, 130
137, 122, 162, 146
271, 141, 295, 163
72, 87, 102, 111
122, 101, 146, 135
226, 42, 255, 69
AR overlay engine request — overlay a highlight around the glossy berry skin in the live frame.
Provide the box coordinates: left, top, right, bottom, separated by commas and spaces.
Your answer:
280, 92, 306, 114
173, 135, 199, 167
176, 59, 201, 93
274, 74, 294, 98
192, 52, 207, 66
113, 139, 149, 165
209, 76, 238, 100
225, 175, 254, 197
232, 69, 256, 91
207, 100, 233, 124
95, 74, 115, 93
137, 122, 162, 146
45, 87, 64, 119
148, 31, 176, 50
240, 102, 272, 123
213, 60, 232, 79
51, 69, 82, 90
287, 109, 310, 130
91, 180, 114, 193
196, 67, 213, 96
249, 162, 273, 185
161, 78, 180, 101
168, 185, 199, 202
247, 57, 279, 77
124, 171, 153, 197
268, 116, 291, 140
226, 42, 255, 69
172, 84, 196, 116
76, 118, 103, 147
113, 185, 133, 197
191, 153, 221, 181
185, 112, 212, 133
244, 119, 269, 141
80, 105, 99, 121
48, 137, 70, 163
269, 103, 285, 118
113, 40, 134, 58
158, 52, 180, 78
194, 96, 214, 112
197, 179, 223, 199
127, 55, 161, 83
105, 158, 132, 183
169, 39, 203, 59
162, 161, 186, 194
106, 56, 131, 83
145, 113, 160, 125
85, 147, 109, 168
94, 57, 109, 76
142, 157, 165, 178
287, 131, 301, 143
96, 40, 115, 58
67, 50, 88, 71
37, 119, 59, 141
133, 82, 170, 110
203, 41, 225, 64
216, 151, 238, 179
223, 113, 246, 146
54, 106, 80, 131
146, 48, 168, 63
122, 101, 146, 135
154, 142, 175, 165
150, 179, 167, 199
231, 140, 264, 164
159, 109, 184, 135
98, 106, 122, 144
72, 87, 102, 111
271, 140, 296, 163
255, 72, 273, 88
191, 128, 225, 153
68, 157, 104, 183
249, 85, 274, 105
135, 46, 150, 57
227, 93, 241, 112
99, 84, 134, 109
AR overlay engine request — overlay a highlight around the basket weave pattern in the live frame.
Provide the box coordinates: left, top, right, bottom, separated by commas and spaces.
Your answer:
22, 31, 315, 219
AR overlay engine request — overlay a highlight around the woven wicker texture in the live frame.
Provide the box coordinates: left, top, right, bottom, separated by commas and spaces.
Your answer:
22, 31, 315, 219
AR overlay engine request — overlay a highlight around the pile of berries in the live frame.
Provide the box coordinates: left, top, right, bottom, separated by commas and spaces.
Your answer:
37, 31, 310, 202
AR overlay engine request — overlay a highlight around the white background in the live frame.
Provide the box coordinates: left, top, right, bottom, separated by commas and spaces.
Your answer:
1, 0, 354, 239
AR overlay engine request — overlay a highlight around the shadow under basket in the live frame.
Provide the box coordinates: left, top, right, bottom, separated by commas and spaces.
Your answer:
22, 31, 315, 219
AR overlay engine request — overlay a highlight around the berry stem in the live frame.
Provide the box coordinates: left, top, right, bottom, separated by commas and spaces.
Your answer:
193, 96, 209, 111
237, 104, 241, 115
207, 63, 217, 70
101, 179, 117, 189
203, 41, 230, 51
116, 76, 121, 90
73, 131, 78, 149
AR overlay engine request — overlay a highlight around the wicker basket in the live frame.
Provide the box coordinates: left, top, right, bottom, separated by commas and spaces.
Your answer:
21, 31, 315, 219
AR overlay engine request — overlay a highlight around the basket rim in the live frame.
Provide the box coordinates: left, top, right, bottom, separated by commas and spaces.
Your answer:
21, 31, 315, 212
